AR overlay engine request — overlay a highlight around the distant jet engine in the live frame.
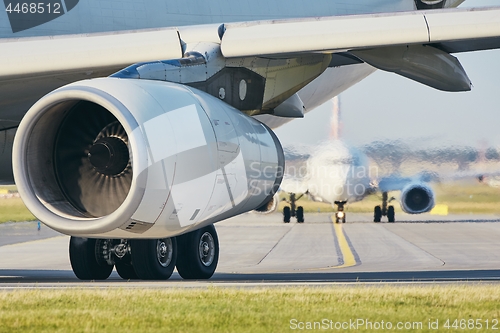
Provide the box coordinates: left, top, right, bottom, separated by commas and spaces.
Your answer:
253, 194, 279, 214
13, 78, 284, 239
400, 183, 435, 214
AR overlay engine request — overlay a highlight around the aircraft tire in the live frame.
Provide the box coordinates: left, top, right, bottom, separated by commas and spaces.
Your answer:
283, 206, 291, 223
335, 217, 346, 223
387, 206, 395, 223
69, 237, 113, 280
296, 206, 304, 223
176, 225, 219, 279
374, 206, 382, 223
130, 238, 177, 280
115, 254, 138, 280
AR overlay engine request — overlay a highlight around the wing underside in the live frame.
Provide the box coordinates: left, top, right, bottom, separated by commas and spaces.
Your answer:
1, 7, 499, 81
220, 7, 500, 57
0, 7, 499, 129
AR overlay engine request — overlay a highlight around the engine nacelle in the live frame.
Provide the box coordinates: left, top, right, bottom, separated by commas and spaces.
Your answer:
13, 78, 283, 238
253, 193, 279, 214
400, 183, 435, 214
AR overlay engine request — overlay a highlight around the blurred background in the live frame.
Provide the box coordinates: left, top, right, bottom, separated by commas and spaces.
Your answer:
274, 0, 500, 215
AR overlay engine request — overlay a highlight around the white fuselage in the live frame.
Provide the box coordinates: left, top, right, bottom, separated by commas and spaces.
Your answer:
309, 141, 372, 204
296, 141, 372, 205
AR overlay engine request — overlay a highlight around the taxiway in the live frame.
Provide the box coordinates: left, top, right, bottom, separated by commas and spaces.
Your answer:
1, 212, 500, 288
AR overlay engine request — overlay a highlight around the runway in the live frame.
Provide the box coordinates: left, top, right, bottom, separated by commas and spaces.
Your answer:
1, 212, 500, 288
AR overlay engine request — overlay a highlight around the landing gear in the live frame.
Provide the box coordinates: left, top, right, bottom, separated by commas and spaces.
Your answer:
69, 237, 177, 280
69, 225, 220, 281
283, 206, 291, 223
176, 224, 219, 279
387, 206, 395, 223
69, 237, 114, 280
373, 192, 395, 223
115, 256, 138, 280
114, 240, 138, 280
334, 201, 347, 223
130, 238, 177, 280
282, 192, 304, 223
374, 206, 382, 222
296, 206, 304, 223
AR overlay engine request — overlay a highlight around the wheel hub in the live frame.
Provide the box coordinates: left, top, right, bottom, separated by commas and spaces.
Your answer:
156, 239, 173, 268
202, 242, 209, 254
159, 243, 167, 256
198, 232, 215, 267
112, 242, 128, 259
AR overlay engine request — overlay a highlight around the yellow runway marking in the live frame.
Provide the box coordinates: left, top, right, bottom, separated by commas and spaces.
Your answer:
431, 204, 449, 215
331, 216, 357, 268
245, 217, 359, 273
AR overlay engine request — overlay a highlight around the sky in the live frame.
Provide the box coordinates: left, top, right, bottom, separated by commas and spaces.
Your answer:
274, 0, 500, 150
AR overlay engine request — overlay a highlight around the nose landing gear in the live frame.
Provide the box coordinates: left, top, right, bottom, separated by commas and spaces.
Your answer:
334, 201, 347, 223
282, 192, 304, 223
374, 192, 395, 222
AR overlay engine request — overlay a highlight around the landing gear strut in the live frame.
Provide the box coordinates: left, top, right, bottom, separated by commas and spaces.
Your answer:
282, 192, 304, 223
334, 201, 347, 223
114, 240, 138, 279
69, 224, 220, 281
373, 192, 395, 223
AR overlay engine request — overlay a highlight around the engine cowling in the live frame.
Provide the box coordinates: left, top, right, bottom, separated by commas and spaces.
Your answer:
253, 194, 279, 214
13, 78, 284, 238
400, 183, 435, 214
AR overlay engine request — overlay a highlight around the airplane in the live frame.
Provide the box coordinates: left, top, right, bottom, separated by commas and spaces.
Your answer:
0, 0, 500, 281
275, 96, 439, 224
276, 101, 497, 224
278, 138, 437, 224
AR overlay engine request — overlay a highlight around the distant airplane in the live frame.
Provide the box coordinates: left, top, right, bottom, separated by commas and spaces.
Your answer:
1, 0, 500, 280
278, 138, 436, 224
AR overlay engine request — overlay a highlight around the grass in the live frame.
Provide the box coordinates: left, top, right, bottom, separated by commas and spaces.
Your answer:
1, 181, 500, 223
0, 197, 35, 223
433, 182, 500, 214
0, 186, 35, 223
0, 285, 499, 332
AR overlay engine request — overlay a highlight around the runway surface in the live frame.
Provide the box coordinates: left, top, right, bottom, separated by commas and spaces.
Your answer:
1, 212, 500, 288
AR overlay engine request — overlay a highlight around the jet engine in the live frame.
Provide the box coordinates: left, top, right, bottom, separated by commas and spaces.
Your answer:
253, 193, 279, 214
400, 183, 435, 214
13, 78, 284, 239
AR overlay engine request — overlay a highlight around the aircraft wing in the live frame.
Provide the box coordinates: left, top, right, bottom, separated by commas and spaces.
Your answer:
2, 7, 500, 81
221, 7, 500, 57
377, 174, 433, 193
0, 8, 500, 130
221, 6, 500, 92
0, 28, 183, 80
1, 6, 500, 131
0, 28, 185, 130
